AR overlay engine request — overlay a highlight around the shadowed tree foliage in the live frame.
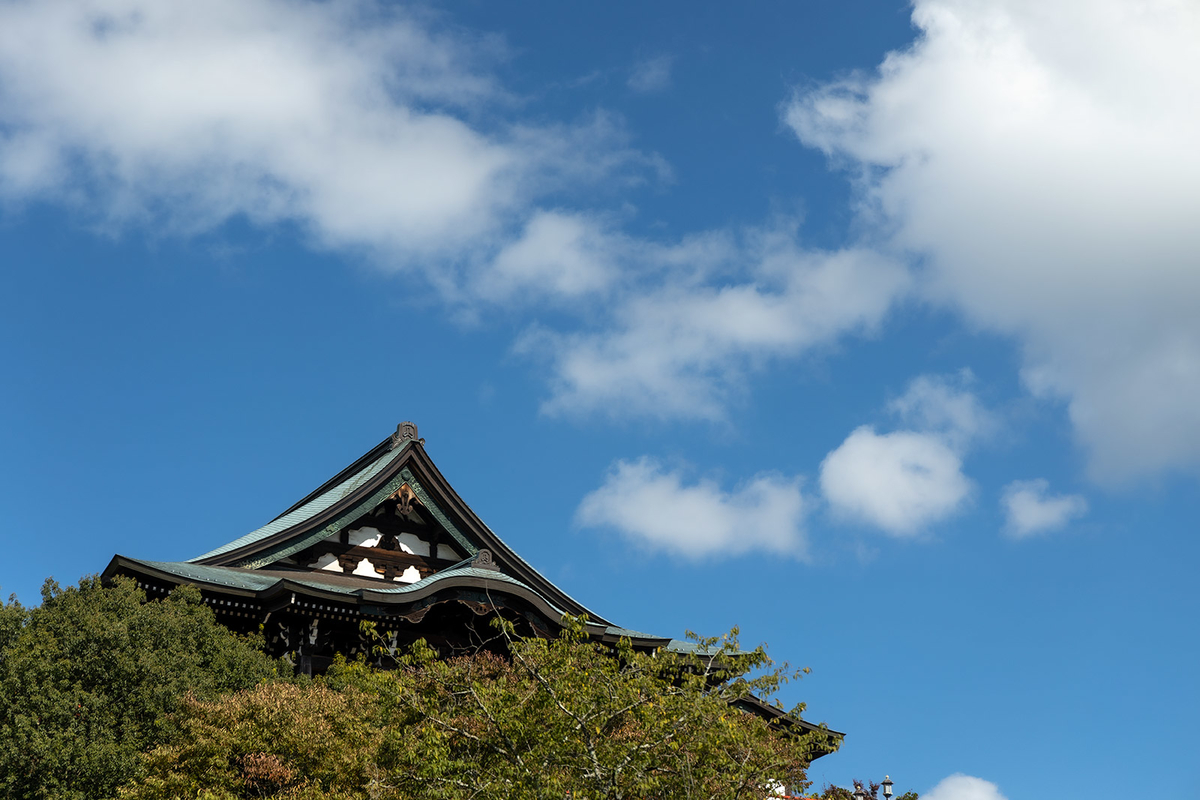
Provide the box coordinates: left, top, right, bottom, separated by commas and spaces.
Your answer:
0, 594, 23, 659
126, 617, 836, 800
0, 576, 280, 800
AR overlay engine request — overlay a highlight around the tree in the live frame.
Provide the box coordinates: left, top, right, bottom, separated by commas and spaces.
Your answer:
127, 617, 838, 800
126, 681, 379, 800
0, 593, 24, 658
0, 576, 280, 800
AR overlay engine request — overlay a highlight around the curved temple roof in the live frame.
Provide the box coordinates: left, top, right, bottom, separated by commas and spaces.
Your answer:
101, 422, 675, 641
174, 424, 610, 625
101, 422, 842, 745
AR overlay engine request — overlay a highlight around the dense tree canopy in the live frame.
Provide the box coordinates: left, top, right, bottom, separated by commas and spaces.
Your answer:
0, 578, 837, 800
127, 618, 836, 800
0, 577, 279, 800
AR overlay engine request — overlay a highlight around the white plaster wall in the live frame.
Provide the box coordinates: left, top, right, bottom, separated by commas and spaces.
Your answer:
397, 532, 429, 556
315, 552, 342, 572
311, 526, 447, 582
345, 527, 382, 548
395, 566, 421, 583
342, 527, 424, 555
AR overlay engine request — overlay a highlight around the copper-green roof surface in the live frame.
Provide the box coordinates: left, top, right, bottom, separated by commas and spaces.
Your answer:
190, 443, 408, 563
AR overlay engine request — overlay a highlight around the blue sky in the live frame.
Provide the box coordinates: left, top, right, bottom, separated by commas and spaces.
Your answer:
1, 1, 1197, 798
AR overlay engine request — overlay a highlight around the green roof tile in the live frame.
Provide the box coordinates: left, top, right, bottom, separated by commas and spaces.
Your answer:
188, 444, 405, 562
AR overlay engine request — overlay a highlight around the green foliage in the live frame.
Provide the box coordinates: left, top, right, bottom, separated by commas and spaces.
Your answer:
126, 682, 377, 800
0, 593, 25, 657
129, 616, 836, 800
0, 576, 280, 800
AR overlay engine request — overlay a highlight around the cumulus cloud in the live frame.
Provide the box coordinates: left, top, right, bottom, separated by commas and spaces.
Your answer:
529, 227, 910, 420
1001, 479, 1088, 538
784, 0, 1200, 482
820, 426, 971, 536
0, 1, 504, 248
627, 55, 674, 93
820, 372, 985, 536
575, 458, 807, 559
923, 774, 1008, 800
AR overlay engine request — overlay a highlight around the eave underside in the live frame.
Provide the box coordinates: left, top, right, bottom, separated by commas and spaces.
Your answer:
104, 556, 659, 647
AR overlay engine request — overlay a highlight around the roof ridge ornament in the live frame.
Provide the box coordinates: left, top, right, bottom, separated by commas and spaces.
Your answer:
472, 549, 499, 571
390, 421, 424, 449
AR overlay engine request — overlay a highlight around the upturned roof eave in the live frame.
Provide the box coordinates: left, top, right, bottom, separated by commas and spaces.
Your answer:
401, 444, 615, 626
732, 694, 847, 741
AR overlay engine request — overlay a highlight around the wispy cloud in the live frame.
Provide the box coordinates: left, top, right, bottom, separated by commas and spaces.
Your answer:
477, 210, 624, 303
525, 225, 910, 420
576, 457, 807, 559
627, 55, 674, 93
0, 0, 911, 424
784, 0, 1200, 482
1001, 479, 1088, 539
889, 370, 997, 450
0, 0, 654, 305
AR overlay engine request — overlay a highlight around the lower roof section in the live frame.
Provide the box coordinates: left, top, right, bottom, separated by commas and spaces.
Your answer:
104, 553, 683, 651
103, 553, 843, 751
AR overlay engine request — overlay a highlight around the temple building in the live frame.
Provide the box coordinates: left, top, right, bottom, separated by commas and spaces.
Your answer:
103, 422, 839, 748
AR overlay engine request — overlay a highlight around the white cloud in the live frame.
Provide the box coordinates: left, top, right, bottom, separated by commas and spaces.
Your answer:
0, 0, 910, 421
1001, 479, 1087, 538
479, 210, 623, 302
820, 372, 987, 536
0, 0, 506, 250
576, 458, 808, 559
784, 0, 1200, 482
923, 774, 1008, 800
820, 426, 971, 537
0, 0, 652, 304
628, 55, 674, 93
530, 227, 910, 420
889, 371, 995, 450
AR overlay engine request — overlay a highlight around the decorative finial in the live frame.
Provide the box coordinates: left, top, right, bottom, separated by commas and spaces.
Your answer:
390, 421, 424, 449
472, 549, 499, 571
